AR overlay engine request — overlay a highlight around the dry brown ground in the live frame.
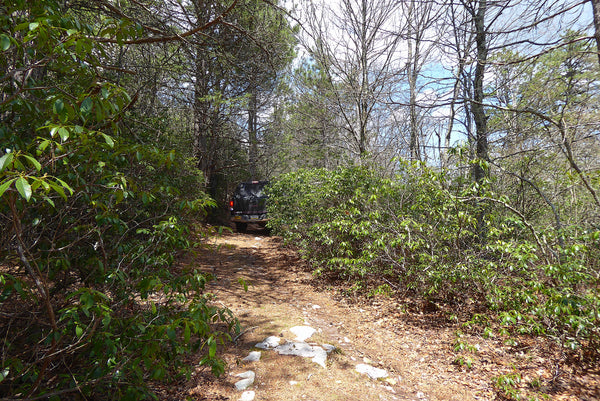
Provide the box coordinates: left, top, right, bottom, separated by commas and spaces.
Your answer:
157, 228, 599, 401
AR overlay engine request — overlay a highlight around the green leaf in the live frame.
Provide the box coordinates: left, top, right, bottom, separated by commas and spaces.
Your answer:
208, 337, 216, 358
38, 139, 51, 152
80, 97, 93, 115
183, 323, 191, 344
53, 99, 64, 115
166, 327, 176, 341
0, 153, 14, 172
23, 155, 42, 171
0, 367, 9, 383
0, 179, 16, 198
0, 35, 10, 51
58, 127, 69, 142
54, 178, 74, 195
238, 277, 249, 292
15, 23, 29, 31
29, 22, 39, 31
15, 177, 32, 201
48, 181, 66, 200
42, 195, 55, 207
100, 133, 114, 148
75, 325, 83, 338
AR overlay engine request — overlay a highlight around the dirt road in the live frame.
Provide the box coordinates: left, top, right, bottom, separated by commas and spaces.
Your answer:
160, 231, 597, 401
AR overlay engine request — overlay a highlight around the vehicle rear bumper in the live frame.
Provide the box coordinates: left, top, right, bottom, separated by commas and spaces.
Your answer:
231, 214, 269, 223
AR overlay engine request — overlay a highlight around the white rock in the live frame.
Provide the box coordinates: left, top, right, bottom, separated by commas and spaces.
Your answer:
234, 371, 255, 391
322, 344, 336, 353
240, 390, 255, 401
242, 351, 261, 362
356, 364, 388, 380
290, 326, 316, 341
276, 341, 315, 357
312, 304, 321, 309
275, 341, 328, 368
255, 336, 281, 349
343, 337, 351, 343
311, 346, 328, 368
289, 380, 298, 385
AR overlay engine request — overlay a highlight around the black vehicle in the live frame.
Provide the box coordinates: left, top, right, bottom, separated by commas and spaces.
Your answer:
229, 181, 269, 232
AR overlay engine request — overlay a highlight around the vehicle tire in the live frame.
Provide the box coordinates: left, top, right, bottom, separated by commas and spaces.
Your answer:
235, 222, 247, 233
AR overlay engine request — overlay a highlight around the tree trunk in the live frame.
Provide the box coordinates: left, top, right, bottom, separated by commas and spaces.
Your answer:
472, 0, 489, 183
470, 0, 489, 241
407, 1, 421, 162
248, 89, 259, 179
358, 0, 369, 158
591, 0, 600, 66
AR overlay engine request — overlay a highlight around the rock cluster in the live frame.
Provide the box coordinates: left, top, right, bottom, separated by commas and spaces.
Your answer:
232, 325, 390, 401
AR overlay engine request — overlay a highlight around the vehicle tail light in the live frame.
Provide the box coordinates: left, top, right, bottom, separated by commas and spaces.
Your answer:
229, 200, 234, 208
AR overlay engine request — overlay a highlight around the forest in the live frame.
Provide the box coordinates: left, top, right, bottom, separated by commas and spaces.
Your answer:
0, 0, 599, 399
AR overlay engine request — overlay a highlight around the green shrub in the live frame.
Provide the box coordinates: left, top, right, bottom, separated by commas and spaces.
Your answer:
267, 164, 599, 360
0, 3, 237, 398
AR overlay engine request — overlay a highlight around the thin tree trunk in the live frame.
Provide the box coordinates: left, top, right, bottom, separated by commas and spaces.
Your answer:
591, 0, 600, 66
407, 1, 420, 162
472, 0, 489, 183
470, 0, 489, 241
248, 89, 258, 179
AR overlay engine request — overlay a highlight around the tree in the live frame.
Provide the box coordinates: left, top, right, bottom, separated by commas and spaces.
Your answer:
401, 0, 443, 162
300, 0, 404, 161
183, 0, 296, 204
488, 32, 600, 232
268, 60, 348, 171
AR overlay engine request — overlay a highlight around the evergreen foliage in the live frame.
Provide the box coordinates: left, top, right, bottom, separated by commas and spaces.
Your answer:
0, 2, 237, 398
267, 164, 600, 360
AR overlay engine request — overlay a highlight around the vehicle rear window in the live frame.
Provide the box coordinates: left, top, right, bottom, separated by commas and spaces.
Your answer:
237, 183, 267, 197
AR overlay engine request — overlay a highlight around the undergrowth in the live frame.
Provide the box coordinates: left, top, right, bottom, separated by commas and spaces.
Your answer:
267, 164, 600, 365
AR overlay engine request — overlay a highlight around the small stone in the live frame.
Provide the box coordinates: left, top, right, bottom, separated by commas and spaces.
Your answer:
416, 391, 425, 399
322, 344, 336, 353
312, 304, 321, 309
239, 390, 255, 401
234, 371, 255, 391
290, 326, 316, 341
384, 377, 398, 385
255, 336, 281, 349
343, 337, 351, 343
356, 364, 388, 380
289, 380, 298, 385
242, 351, 261, 362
